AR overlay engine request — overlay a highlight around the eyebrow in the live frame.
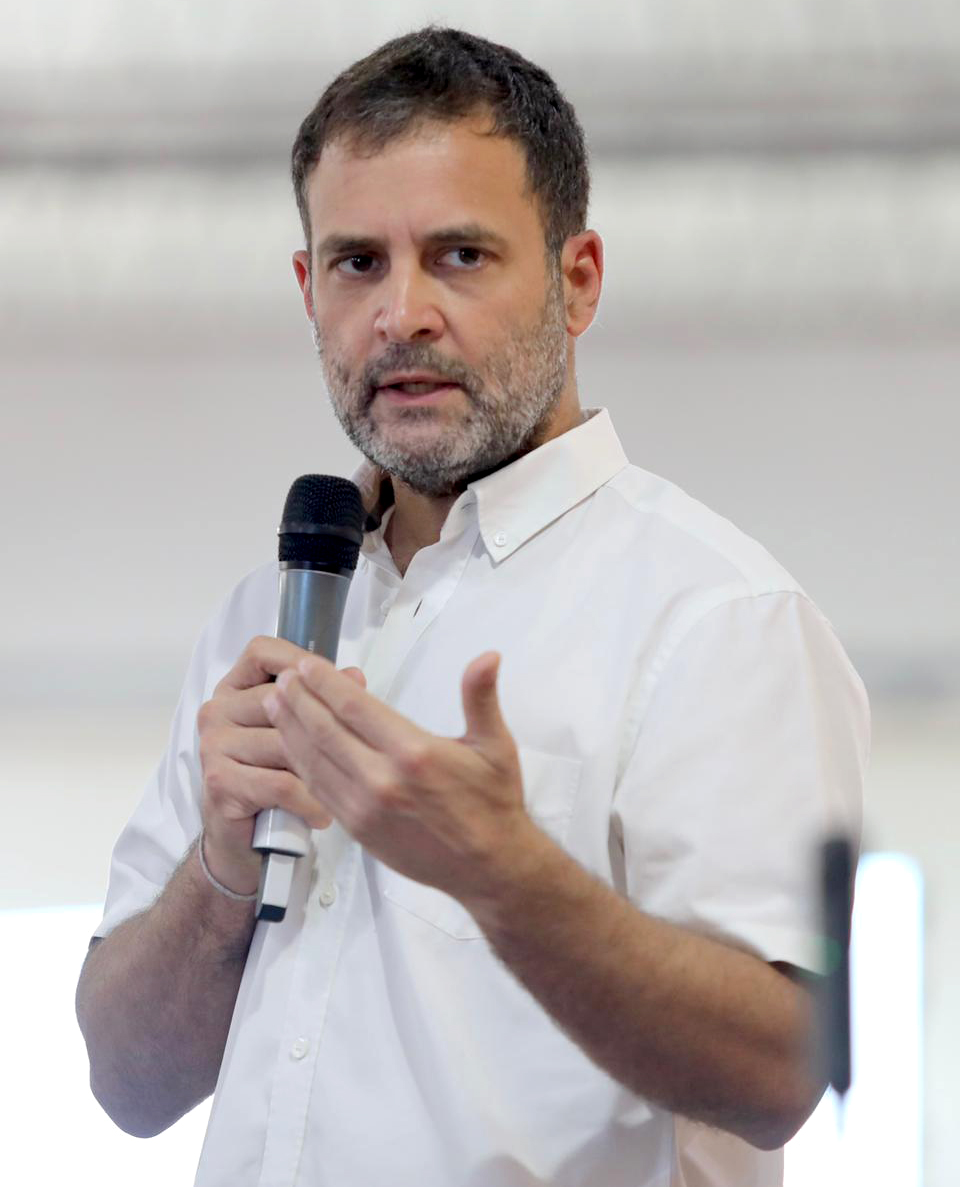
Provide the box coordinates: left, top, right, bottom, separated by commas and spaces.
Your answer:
315, 223, 509, 262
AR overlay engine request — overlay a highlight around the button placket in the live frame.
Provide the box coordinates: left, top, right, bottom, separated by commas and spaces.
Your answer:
361, 525, 480, 702
258, 843, 361, 1186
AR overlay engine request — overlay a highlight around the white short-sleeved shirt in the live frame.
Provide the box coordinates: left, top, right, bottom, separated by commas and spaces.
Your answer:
95, 406, 868, 1187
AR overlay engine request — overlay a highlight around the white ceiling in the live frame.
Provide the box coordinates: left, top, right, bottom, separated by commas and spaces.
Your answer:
5, 157, 960, 346
4, 0, 960, 165
6, 0, 960, 68
5, 0, 960, 342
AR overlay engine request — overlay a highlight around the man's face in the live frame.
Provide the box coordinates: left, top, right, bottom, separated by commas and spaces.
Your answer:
297, 114, 573, 497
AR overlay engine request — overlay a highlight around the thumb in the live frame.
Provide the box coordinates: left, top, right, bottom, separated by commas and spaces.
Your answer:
460, 651, 508, 747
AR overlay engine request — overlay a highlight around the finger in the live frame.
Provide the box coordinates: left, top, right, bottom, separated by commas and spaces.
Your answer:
207, 684, 284, 728
341, 666, 367, 688
219, 725, 294, 771
295, 655, 427, 753
215, 666, 365, 727
460, 651, 510, 749
215, 636, 314, 694
205, 756, 333, 829
264, 684, 357, 819
268, 672, 376, 784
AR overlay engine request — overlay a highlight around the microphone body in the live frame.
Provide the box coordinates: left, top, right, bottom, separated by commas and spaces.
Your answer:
252, 568, 352, 919
252, 475, 364, 922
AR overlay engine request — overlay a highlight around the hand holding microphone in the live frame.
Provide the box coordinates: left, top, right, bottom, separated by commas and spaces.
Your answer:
197, 475, 364, 921
196, 636, 366, 902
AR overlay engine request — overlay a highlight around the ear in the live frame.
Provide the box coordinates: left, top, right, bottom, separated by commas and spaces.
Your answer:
292, 250, 315, 321
560, 230, 603, 338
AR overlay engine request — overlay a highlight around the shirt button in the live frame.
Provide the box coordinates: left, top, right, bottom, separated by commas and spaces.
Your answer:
379, 599, 392, 615
318, 882, 338, 907
493, 531, 507, 547
290, 1037, 309, 1060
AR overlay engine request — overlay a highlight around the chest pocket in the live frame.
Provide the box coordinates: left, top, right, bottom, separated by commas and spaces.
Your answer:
379, 745, 582, 940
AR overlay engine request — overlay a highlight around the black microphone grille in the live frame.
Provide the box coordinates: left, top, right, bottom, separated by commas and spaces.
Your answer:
278, 475, 364, 568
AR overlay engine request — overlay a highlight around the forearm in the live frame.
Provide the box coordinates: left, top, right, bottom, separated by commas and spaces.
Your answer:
466, 823, 823, 1150
75, 841, 257, 1137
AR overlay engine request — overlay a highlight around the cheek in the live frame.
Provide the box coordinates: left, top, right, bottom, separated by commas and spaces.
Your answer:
316, 296, 373, 354
317, 326, 375, 399
314, 315, 351, 366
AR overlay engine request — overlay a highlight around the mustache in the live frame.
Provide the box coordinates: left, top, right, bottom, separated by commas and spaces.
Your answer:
312, 324, 479, 403
363, 348, 477, 394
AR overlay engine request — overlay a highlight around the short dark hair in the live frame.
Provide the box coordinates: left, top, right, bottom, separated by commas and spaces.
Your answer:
291, 26, 590, 264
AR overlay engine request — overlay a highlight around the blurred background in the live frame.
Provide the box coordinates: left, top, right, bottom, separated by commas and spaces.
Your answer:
1, 1, 956, 1183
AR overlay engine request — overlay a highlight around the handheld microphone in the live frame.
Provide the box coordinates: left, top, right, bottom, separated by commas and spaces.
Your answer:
252, 474, 364, 922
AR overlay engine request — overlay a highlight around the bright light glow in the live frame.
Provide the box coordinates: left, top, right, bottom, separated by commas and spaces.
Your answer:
2, 905, 210, 1184
3, 854, 922, 1183
785, 852, 924, 1185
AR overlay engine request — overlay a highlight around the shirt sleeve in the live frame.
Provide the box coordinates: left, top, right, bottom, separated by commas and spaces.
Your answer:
92, 564, 277, 939
612, 589, 869, 974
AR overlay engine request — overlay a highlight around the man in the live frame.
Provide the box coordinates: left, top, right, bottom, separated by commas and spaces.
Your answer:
76, 26, 868, 1187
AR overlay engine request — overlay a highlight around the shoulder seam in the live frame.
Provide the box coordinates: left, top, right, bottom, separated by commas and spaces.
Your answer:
602, 474, 796, 593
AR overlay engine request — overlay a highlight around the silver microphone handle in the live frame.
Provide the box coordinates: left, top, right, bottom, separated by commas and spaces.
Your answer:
253, 567, 352, 922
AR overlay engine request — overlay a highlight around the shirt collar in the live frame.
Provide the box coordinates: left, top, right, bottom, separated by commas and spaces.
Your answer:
349, 406, 628, 562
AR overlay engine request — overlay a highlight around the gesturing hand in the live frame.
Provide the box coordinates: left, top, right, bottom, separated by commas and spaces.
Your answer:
263, 650, 533, 903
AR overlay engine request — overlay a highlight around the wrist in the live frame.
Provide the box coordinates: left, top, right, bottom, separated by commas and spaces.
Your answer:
198, 826, 260, 899
464, 816, 567, 934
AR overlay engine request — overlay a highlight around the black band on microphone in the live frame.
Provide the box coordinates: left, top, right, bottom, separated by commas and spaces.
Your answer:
278, 521, 364, 542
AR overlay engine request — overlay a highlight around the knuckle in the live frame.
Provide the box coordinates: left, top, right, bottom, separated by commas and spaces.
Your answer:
271, 768, 302, 804
198, 722, 228, 766
370, 771, 407, 813
196, 699, 218, 732
395, 740, 431, 779
203, 764, 229, 801
337, 694, 363, 729
366, 768, 395, 799
243, 635, 271, 670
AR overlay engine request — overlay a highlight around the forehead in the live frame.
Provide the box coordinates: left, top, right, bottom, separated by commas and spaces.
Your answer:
305, 117, 542, 246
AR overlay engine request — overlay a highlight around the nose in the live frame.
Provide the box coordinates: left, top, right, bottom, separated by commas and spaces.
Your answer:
373, 264, 445, 344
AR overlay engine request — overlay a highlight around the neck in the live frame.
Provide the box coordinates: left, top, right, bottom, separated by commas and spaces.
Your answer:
381, 394, 584, 575
382, 484, 457, 577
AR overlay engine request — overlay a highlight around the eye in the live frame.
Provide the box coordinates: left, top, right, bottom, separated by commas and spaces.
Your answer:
440, 247, 485, 269
334, 254, 379, 276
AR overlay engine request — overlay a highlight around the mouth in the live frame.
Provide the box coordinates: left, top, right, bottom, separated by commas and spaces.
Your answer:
375, 381, 462, 405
